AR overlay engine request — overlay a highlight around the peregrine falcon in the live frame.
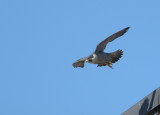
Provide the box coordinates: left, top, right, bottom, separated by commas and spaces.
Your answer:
72, 27, 130, 68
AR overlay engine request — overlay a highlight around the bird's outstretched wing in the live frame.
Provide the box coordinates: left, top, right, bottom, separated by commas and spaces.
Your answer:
95, 27, 130, 53
72, 57, 87, 68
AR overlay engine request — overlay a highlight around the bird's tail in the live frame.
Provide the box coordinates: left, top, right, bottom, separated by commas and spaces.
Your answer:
109, 50, 123, 63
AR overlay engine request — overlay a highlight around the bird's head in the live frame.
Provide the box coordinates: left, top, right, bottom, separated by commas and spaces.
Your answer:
85, 58, 93, 63
85, 54, 94, 63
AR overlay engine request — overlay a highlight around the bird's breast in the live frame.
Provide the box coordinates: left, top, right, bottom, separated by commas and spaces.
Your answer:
90, 54, 99, 63
93, 53, 110, 64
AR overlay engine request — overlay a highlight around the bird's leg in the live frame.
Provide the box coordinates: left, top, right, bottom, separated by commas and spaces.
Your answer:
97, 64, 102, 67
97, 62, 113, 68
97, 64, 104, 67
105, 62, 113, 69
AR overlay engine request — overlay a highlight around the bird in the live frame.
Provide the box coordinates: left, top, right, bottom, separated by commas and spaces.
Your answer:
72, 27, 130, 68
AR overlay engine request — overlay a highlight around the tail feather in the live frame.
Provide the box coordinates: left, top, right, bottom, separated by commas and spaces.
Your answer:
109, 50, 123, 63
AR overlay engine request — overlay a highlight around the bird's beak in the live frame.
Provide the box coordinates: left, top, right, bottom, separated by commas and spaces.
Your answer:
85, 59, 88, 62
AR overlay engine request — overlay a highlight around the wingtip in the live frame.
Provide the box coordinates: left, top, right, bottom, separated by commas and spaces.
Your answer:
123, 27, 130, 33
125, 27, 130, 30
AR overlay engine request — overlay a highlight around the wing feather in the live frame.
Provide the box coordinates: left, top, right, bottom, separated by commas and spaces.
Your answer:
95, 27, 130, 53
72, 57, 87, 68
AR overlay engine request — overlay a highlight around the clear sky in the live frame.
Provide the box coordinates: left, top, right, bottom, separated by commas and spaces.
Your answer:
0, 0, 160, 115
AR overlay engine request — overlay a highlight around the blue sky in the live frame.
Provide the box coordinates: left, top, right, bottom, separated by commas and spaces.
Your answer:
0, 0, 160, 115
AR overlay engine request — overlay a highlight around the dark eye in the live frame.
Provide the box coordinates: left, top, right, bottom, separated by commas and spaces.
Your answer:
88, 59, 92, 62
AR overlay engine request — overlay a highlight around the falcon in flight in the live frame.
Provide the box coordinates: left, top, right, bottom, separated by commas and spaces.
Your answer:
72, 27, 130, 68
